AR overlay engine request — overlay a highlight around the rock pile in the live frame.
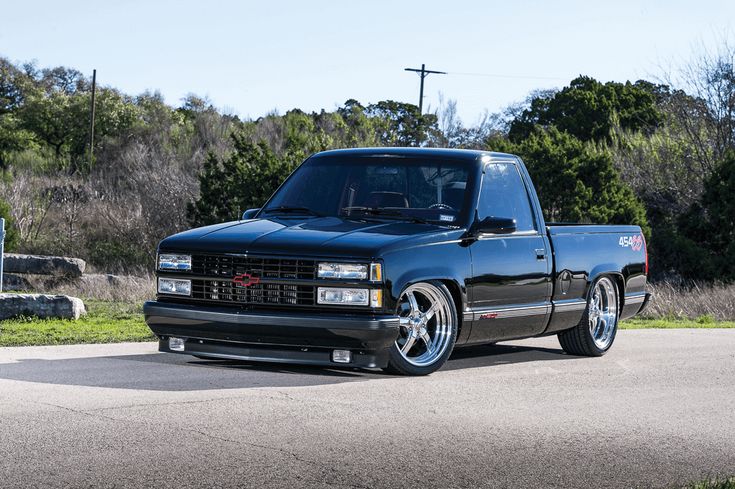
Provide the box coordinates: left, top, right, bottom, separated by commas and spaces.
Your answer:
1, 253, 88, 320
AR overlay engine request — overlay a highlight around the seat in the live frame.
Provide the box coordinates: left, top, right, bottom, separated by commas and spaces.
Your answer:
365, 191, 409, 208
443, 181, 466, 209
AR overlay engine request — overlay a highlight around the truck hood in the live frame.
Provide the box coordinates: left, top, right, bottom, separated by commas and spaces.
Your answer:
159, 217, 463, 258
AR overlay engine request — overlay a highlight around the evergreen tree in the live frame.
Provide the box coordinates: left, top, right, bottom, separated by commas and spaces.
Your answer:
509, 76, 663, 143
187, 135, 299, 227
677, 150, 735, 280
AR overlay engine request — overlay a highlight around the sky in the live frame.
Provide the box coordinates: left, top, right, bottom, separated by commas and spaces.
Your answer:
1, 0, 733, 124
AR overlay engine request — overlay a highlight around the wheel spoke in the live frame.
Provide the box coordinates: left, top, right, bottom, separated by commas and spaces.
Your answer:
424, 303, 440, 321
420, 331, 434, 354
401, 333, 416, 354
406, 291, 420, 314
590, 318, 600, 337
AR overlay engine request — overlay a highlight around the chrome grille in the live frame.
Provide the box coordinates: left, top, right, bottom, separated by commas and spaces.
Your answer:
191, 279, 315, 306
189, 254, 316, 307
191, 255, 316, 280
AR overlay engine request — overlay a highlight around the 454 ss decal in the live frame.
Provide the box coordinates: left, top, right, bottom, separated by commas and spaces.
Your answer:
619, 234, 643, 251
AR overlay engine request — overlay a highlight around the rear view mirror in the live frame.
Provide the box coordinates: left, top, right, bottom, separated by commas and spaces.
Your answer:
242, 208, 260, 220
472, 216, 517, 235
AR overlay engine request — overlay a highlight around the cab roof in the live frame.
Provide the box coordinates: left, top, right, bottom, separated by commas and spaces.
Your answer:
312, 147, 517, 163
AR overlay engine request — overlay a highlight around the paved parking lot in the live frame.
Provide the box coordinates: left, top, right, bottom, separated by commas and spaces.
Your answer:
1, 329, 734, 488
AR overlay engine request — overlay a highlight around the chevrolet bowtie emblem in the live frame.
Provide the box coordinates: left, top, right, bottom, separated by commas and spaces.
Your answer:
232, 273, 260, 287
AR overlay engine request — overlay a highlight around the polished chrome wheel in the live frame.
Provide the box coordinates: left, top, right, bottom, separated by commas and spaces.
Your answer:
588, 277, 618, 350
395, 283, 454, 367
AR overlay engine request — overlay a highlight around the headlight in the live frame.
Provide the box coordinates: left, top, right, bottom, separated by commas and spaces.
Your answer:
318, 263, 367, 280
158, 254, 191, 271
317, 287, 369, 306
318, 262, 383, 281
158, 278, 191, 296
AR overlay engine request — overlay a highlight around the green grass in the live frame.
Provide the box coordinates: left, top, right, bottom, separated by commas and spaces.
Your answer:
621, 316, 735, 329
2, 299, 734, 347
0, 300, 154, 347
684, 477, 735, 489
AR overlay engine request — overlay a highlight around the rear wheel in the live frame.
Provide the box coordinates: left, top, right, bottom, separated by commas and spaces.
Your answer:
385, 281, 457, 375
558, 276, 619, 356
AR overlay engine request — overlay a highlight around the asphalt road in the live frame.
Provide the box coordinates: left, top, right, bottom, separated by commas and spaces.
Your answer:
1, 329, 733, 489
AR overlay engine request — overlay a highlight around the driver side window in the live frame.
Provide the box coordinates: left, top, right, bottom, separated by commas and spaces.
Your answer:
477, 163, 536, 232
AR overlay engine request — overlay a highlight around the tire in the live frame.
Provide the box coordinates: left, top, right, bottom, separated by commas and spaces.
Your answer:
384, 281, 458, 375
558, 276, 619, 356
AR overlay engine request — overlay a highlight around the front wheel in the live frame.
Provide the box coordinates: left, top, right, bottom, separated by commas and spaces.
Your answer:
558, 276, 619, 356
385, 281, 458, 375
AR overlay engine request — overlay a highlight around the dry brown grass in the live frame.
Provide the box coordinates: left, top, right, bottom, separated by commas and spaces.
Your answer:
35, 274, 156, 302
643, 281, 735, 321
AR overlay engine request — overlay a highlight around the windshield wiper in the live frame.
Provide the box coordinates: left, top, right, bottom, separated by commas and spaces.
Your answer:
262, 206, 323, 217
341, 206, 429, 224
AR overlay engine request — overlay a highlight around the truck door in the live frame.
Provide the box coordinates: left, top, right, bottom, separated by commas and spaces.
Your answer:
467, 159, 553, 343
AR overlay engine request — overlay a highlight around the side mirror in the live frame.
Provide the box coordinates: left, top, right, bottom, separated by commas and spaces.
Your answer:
471, 216, 517, 235
242, 208, 261, 220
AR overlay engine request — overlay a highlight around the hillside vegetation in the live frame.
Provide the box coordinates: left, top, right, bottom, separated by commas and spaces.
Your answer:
1, 42, 734, 283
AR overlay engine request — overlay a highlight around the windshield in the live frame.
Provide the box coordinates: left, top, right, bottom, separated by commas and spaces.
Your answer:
262, 156, 473, 225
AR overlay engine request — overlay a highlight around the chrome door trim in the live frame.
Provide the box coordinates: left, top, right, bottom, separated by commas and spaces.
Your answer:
469, 303, 551, 321
552, 300, 588, 312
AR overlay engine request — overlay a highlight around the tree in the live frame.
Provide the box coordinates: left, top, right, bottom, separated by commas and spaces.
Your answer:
19, 71, 139, 171
365, 100, 440, 146
0, 59, 38, 169
488, 126, 649, 232
432, 94, 502, 149
662, 39, 735, 172
676, 150, 735, 280
509, 76, 663, 143
187, 136, 299, 226
334, 99, 383, 147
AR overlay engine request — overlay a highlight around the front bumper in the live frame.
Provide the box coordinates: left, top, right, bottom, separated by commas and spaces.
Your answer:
143, 301, 400, 368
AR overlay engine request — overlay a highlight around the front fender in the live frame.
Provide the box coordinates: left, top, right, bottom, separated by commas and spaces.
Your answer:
381, 240, 472, 343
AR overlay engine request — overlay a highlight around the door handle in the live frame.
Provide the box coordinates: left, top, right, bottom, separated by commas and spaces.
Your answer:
535, 248, 546, 260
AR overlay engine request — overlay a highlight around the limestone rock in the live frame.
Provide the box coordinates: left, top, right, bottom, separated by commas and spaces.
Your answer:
0, 293, 86, 320
3, 254, 86, 278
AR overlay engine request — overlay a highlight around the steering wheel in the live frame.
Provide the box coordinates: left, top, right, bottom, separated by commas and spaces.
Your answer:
429, 203, 454, 211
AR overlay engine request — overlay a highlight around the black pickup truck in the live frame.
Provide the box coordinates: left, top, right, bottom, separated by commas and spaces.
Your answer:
144, 148, 650, 375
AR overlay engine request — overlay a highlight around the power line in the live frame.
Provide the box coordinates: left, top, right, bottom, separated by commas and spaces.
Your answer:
447, 71, 567, 81
405, 64, 446, 114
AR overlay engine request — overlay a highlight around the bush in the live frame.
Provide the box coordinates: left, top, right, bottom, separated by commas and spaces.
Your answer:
187, 136, 300, 227
0, 196, 18, 251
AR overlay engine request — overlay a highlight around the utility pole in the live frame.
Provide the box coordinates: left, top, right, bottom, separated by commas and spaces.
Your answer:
404, 63, 446, 114
88, 69, 96, 167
